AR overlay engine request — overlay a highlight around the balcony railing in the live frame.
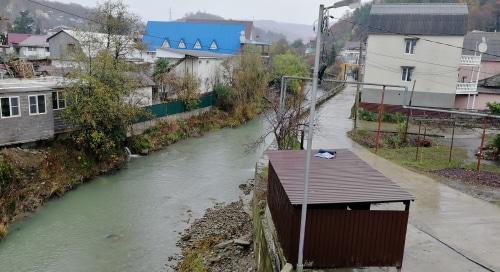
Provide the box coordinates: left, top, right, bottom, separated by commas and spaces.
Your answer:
460, 55, 482, 66
456, 82, 478, 94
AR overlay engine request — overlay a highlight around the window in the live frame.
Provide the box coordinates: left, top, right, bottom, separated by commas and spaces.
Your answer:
0, 97, 20, 118
29, 95, 46, 115
193, 39, 202, 49
401, 67, 414, 82
162, 39, 170, 48
52, 91, 66, 110
209, 40, 218, 50
405, 39, 417, 54
178, 39, 186, 49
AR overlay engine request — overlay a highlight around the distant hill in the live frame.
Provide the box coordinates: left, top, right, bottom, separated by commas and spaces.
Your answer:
0, 0, 90, 32
254, 20, 315, 43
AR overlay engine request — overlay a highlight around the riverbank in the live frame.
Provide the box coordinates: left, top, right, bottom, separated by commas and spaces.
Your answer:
0, 106, 260, 240
172, 180, 255, 272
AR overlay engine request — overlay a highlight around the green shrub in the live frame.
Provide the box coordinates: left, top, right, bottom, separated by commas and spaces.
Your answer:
489, 134, 500, 155
214, 84, 233, 111
383, 134, 402, 148
382, 112, 406, 123
128, 135, 150, 153
487, 101, 500, 115
0, 158, 16, 194
358, 109, 377, 121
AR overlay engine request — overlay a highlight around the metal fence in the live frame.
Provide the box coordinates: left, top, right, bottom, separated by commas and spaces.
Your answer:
140, 92, 215, 121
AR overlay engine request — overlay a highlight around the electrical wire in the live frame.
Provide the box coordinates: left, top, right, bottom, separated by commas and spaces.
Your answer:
330, 15, 500, 59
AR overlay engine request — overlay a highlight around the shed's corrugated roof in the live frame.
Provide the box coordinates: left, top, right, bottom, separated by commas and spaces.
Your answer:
369, 4, 468, 36
267, 149, 414, 205
462, 31, 500, 62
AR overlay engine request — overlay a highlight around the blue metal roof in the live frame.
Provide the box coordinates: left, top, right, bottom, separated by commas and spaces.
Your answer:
143, 21, 246, 55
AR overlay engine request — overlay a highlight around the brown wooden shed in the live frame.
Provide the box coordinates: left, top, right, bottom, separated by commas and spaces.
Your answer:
266, 149, 414, 269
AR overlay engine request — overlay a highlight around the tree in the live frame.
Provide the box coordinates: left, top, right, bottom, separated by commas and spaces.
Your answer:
89, 0, 142, 61
270, 38, 290, 56
271, 52, 308, 94
63, 51, 146, 159
215, 48, 268, 120
11, 10, 34, 34
63, 1, 147, 159
291, 39, 304, 49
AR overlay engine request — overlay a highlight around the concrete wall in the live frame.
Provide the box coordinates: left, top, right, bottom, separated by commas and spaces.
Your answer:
0, 91, 54, 146
455, 93, 500, 110
173, 58, 225, 94
363, 34, 464, 108
19, 46, 50, 60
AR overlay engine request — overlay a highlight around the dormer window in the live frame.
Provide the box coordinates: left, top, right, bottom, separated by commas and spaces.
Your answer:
209, 40, 218, 50
162, 39, 170, 48
178, 39, 186, 49
193, 39, 202, 49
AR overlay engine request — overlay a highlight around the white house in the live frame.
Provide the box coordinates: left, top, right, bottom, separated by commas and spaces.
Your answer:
17, 35, 50, 60
362, 3, 469, 109
155, 48, 231, 94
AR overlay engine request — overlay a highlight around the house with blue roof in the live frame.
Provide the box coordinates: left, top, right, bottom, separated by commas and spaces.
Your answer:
143, 21, 247, 55
143, 21, 270, 96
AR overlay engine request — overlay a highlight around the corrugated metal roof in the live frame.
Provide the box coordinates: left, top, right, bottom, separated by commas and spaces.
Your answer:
7, 33, 31, 45
371, 3, 468, 15
18, 35, 49, 47
462, 31, 500, 62
143, 21, 245, 54
369, 4, 468, 36
266, 149, 414, 205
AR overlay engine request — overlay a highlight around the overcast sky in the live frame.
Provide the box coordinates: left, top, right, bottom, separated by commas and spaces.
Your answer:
55, 0, 352, 25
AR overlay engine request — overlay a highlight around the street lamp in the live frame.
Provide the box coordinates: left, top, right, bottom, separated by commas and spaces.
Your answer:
296, 1, 359, 272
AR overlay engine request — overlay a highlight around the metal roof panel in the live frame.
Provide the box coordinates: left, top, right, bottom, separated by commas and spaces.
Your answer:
267, 149, 414, 205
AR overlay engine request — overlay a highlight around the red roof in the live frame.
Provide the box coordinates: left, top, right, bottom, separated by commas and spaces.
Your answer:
7, 33, 31, 45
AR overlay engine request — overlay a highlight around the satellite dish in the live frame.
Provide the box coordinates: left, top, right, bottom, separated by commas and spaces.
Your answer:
478, 37, 487, 53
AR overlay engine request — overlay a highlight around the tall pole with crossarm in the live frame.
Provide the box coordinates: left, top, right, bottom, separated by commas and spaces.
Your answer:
296, 1, 360, 271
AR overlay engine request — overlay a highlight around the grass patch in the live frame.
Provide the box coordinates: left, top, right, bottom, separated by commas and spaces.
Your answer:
376, 146, 467, 171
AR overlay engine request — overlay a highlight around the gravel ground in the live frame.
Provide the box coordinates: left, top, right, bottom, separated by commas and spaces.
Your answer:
169, 180, 255, 272
430, 168, 500, 204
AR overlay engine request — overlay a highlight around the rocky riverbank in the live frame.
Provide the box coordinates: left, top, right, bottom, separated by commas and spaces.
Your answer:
171, 180, 256, 272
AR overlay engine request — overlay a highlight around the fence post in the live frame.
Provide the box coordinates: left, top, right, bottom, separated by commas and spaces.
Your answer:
477, 117, 488, 172
449, 118, 456, 163
404, 81, 416, 142
375, 85, 386, 152
421, 126, 427, 163
416, 120, 422, 161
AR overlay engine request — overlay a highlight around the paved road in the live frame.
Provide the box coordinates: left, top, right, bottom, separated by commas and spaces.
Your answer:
312, 84, 500, 271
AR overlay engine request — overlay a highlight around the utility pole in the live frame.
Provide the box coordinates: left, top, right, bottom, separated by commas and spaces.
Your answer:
353, 39, 363, 130
296, 4, 323, 272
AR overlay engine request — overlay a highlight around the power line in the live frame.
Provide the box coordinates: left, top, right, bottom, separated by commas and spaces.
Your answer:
367, 50, 499, 77
330, 15, 500, 59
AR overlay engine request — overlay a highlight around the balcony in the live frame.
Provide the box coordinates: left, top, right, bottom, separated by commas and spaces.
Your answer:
456, 82, 478, 94
459, 55, 482, 66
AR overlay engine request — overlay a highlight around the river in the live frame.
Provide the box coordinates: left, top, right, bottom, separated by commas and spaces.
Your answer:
0, 118, 270, 272
0, 85, 357, 272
